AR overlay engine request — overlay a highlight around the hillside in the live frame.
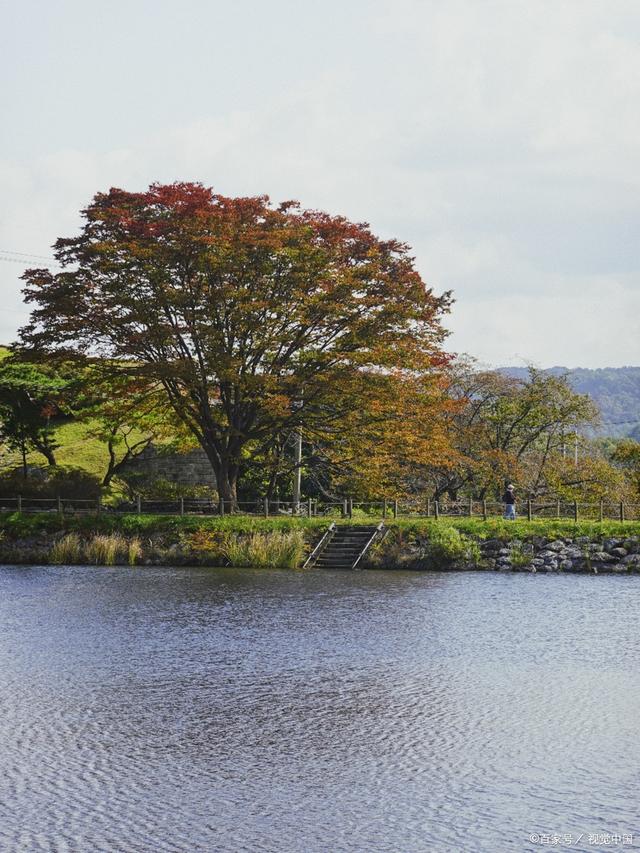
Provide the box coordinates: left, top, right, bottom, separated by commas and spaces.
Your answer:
502, 366, 640, 437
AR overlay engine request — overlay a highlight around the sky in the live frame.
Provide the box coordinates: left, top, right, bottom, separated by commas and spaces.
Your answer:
1, 0, 639, 368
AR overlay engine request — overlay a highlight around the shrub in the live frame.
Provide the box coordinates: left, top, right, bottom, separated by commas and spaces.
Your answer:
424, 525, 480, 565
0, 465, 101, 499
49, 532, 82, 564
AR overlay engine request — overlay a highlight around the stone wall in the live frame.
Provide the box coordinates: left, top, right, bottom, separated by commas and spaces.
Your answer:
367, 533, 640, 573
121, 445, 217, 489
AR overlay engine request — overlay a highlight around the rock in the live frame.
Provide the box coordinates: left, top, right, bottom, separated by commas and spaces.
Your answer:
603, 538, 622, 553
622, 554, 640, 568
547, 540, 566, 552
611, 564, 628, 573
559, 559, 574, 571
537, 550, 557, 560
609, 547, 627, 559
591, 552, 616, 563
564, 547, 583, 559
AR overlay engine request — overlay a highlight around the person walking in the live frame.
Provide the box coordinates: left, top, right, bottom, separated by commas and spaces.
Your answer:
503, 483, 516, 520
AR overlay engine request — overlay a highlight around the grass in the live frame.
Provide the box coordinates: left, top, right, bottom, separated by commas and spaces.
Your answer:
222, 531, 306, 569
85, 534, 128, 565
49, 532, 82, 564
1, 512, 639, 542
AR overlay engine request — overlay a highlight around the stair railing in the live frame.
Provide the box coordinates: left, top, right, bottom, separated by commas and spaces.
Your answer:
351, 522, 386, 570
302, 522, 337, 569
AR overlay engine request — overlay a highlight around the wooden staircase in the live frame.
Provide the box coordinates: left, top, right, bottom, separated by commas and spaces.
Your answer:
304, 523, 385, 570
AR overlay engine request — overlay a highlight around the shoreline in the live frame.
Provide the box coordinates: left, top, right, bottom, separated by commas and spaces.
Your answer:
1, 512, 639, 573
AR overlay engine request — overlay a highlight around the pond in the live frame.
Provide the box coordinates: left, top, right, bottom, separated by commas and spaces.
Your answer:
1, 565, 639, 852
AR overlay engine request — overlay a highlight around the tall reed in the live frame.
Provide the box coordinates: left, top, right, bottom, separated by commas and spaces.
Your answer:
222, 531, 305, 568
127, 537, 143, 566
85, 534, 128, 566
49, 532, 82, 564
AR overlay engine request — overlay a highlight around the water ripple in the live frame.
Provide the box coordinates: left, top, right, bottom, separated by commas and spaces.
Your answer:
1, 566, 639, 852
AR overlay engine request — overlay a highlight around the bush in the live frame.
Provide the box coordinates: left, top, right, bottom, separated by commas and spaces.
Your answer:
0, 466, 101, 499
121, 475, 217, 501
424, 525, 480, 565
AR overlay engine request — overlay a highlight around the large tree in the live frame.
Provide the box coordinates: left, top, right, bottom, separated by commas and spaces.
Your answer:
20, 182, 451, 505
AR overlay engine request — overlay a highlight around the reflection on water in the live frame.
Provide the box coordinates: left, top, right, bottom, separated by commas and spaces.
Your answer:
1, 565, 639, 852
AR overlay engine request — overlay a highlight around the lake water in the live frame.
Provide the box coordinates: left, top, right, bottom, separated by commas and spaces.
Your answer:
0, 565, 639, 853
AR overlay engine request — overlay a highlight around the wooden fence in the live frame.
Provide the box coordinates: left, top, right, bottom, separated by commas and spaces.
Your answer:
0, 495, 638, 521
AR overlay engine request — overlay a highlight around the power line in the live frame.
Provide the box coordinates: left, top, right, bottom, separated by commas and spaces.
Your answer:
0, 249, 56, 262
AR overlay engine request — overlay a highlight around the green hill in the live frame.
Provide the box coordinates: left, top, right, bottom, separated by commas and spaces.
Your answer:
501, 366, 640, 437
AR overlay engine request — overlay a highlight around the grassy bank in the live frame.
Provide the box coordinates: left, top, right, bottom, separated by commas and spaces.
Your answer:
1, 512, 639, 570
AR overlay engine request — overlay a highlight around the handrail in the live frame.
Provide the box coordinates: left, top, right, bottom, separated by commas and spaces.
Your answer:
351, 522, 386, 571
302, 522, 337, 569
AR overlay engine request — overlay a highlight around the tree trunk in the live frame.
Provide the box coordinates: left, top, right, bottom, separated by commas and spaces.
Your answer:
217, 462, 239, 510
32, 437, 56, 466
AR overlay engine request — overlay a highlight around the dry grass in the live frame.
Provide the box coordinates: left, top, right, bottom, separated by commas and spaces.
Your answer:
222, 531, 306, 568
85, 534, 128, 566
49, 532, 82, 564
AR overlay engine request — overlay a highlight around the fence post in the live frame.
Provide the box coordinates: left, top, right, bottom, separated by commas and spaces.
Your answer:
383, 498, 387, 519
573, 500, 578, 522
556, 499, 560, 519
264, 497, 269, 518
348, 497, 353, 519
96, 495, 101, 515
434, 500, 439, 520
599, 499, 604, 522
57, 495, 62, 515
482, 499, 487, 520
393, 499, 398, 519
220, 499, 225, 517
620, 501, 625, 522
427, 498, 431, 517
469, 497, 473, 517
308, 497, 312, 517
527, 499, 532, 521
180, 497, 185, 517
342, 498, 347, 518
17, 494, 22, 513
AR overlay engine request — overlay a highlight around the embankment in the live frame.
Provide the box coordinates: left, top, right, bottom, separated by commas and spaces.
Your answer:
1, 513, 639, 572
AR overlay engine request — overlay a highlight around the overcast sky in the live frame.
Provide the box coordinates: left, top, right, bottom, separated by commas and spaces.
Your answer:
1, 0, 639, 368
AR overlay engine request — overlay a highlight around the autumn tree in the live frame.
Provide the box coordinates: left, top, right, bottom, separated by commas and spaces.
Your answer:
427, 361, 599, 500
611, 439, 640, 498
19, 182, 452, 506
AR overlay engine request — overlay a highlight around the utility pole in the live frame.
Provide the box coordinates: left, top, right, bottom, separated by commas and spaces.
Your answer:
292, 428, 302, 514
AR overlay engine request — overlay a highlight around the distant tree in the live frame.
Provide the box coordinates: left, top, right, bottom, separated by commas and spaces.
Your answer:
20, 182, 452, 506
427, 361, 599, 500
611, 439, 640, 498
0, 357, 71, 475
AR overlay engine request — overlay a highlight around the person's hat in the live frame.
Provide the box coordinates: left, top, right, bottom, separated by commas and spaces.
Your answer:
507, 484, 514, 489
